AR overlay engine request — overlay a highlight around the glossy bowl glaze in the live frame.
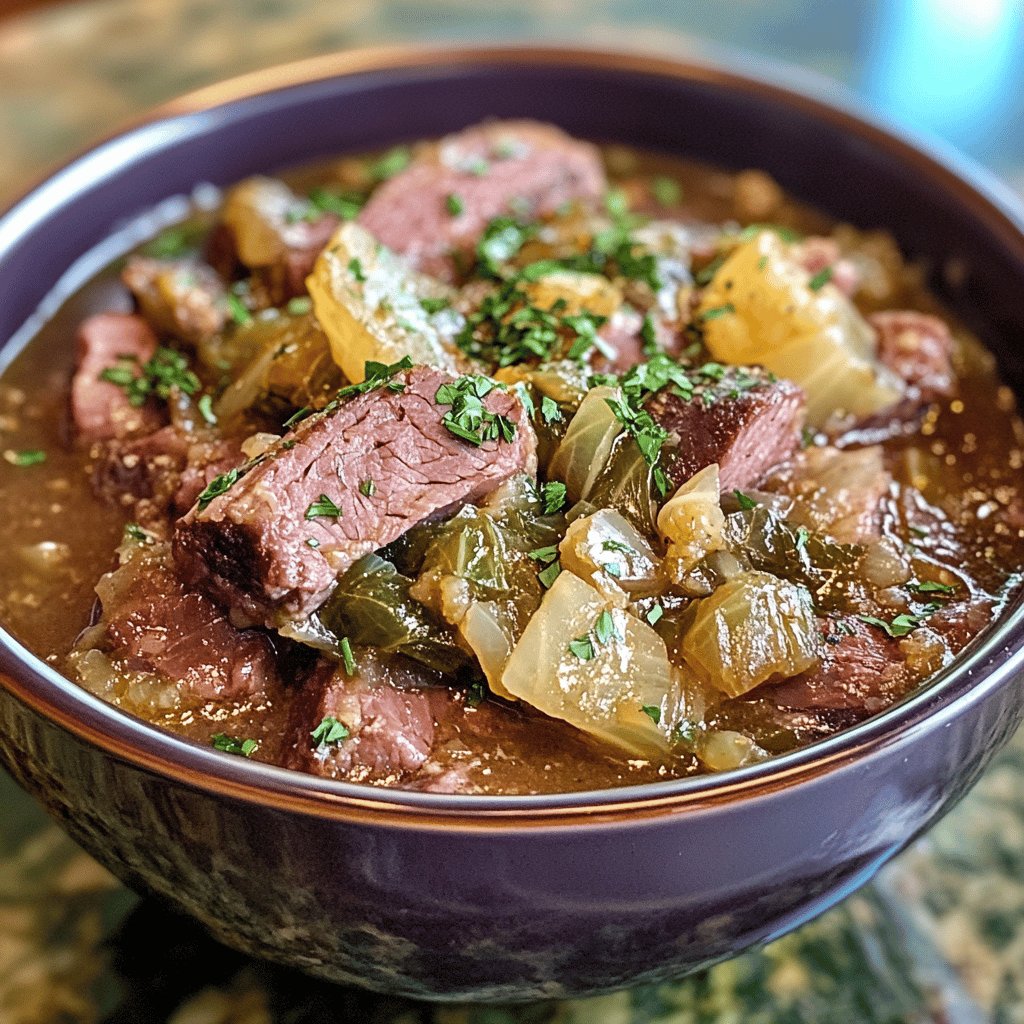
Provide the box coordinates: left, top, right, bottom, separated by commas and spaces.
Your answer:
1, 46, 1023, 1002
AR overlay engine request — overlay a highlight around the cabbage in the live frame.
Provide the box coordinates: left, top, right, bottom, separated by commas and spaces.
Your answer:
522, 270, 623, 318
680, 569, 821, 697
501, 570, 681, 755
658, 464, 727, 581
318, 554, 467, 674
559, 507, 661, 603
307, 222, 461, 383
698, 231, 903, 425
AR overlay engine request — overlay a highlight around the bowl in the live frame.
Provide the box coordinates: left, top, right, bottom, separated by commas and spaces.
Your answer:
1, 45, 1023, 1002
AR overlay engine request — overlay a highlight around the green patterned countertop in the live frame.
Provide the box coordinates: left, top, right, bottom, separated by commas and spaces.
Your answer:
2, 2, 1023, 1021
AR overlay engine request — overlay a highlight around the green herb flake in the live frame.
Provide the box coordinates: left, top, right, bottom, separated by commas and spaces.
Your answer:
197, 394, 217, 425
435, 375, 516, 447
305, 494, 342, 521
212, 733, 257, 757
101, 347, 200, 408
197, 467, 241, 510
594, 609, 621, 646
528, 545, 559, 564
859, 604, 940, 639
311, 716, 350, 747
287, 296, 313, 315
445, 193, 465, 216
335, 355, 413, 401
419, 296, 450, 314
795, 526, 811, 551
339, 636, 357, 676
369, 146, 411, 182
5, 449, 46, 467
538, 560, 562, 589
359, 479, 376, 498
123, 522, 151, 544
640, 312, 660, 356
641, 704, 662, 725
602, 539, 633, 555
226, 292, 252, 326
699, 303, 736, 323
602, 561, 623, 578
908, 579, 956, 595
652, 177, 681, 207
348, 257, 366, 283
645, 603, 664, 626
540, 395, 562, 424
308, 187, 364, 221
568, 634, 596, 661
733, 489, 758, 511
283, 406, 312, 429
540, 480, 567, 515
808, 266, 834, 291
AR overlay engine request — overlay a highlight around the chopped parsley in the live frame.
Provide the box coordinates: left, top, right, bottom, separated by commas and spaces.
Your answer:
539, 480, 567, 515
305, 494, 342, 520
142, 223, 205, 260
308, 186, 364, 221
226, 292, 252, 326
540, 395, 562, 424
475, 216, 534, 278
197, 467, 241, 510
652, 177, 681, 207
808, 266, 833, 291
369, 145, 411, 182
283, 405, 312, 429
569, 609, 622, 661
699, 303, 736, 323
568, 634, 596, 661
594, 609, 621, 645
640, 312, 660, 356
908, 579, 957, 595
339, 636, 357, 676
435, 375, 517, 447
528, 545, 559, 564
100, 347, 200, 407
5, 449, 46, 467
311, 716, 350, 747
641, 704, 662, 725
212, 733, 257, 757
419, 296, 451, 314
122, 522, 151, 544
197, 393, 217, 425
795, 526, 811, 551
645, 603, 664, 626
359, 479, 376, 498
334, 356, 413, 402
463, 157, 490, 177
445, 193, 465, 216
602, 539, 634, 555
538, 560, 562, 589
737, 223, 802, 244
466, 678, 488, 707
602, 561, 623, 578
348, 257, 366, 282
287, 296, 313, 316
859, 604, 940, 638
734, 490, 759, 511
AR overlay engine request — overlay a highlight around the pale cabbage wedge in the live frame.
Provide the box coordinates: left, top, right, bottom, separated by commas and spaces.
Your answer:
547, 385, 621, 501
221, 176, 309, 268
307, 222, 461, 383
523, 270, 623, 319
698, 231, 902, 426
681, 569, 821, 698
657, 464, 727, 582
501, 571, 681, 756
559, 508, 661, 604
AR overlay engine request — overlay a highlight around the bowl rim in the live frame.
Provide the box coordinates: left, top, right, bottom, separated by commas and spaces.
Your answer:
2, 42, 1024, 828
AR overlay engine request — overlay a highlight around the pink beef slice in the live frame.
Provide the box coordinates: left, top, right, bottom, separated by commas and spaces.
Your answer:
71, 313, 164, 442
357, 120, 606, 281
647, 368, 805, 492
870, 310, 955, 401
85, 543, 283, 705
765, 616, 907, 714
173, 366, 536, 627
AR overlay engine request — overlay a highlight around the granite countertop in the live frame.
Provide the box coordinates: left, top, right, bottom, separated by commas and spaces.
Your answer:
1, 2, 1023, 1021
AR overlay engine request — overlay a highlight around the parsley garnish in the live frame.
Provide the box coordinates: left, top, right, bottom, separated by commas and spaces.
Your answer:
369, 146, 411, 182
339, 636, 357, 676
100, 347, 200, 407
908, 580, 956, 595
645, 603, 664, 626
6, 449, 46, 466
568, 634, 596, 661
640, 312, 660, 356
569, 609, 622, 661
359, 479, 376, 498
283, 406, 312, 429
226, 292, 252, 326
594, 609, 621, 645
335, 356, 413, 401
699, 303, 736, 323
419, 296, 450, 314
435, 375, 517, 447
475, 216, 534, 278
197, 467, 241, 510
348, 257, 366, 283
287, 296, 313, 315
808, 266, 833, 291
142, 223, 205, 260
652, 177, 681, 206
859, 604, 940, 638
540, 395, 562, 424
528, 545, 559, 564
538, 561, 562, 589
602, 539, 633, 555
795, 526, 810, 551
734, 490, 758, 511
212, 733, 257, 757
445, 193, 465, 216
641, 704, 662, 725
305, 494, 342, 520
540, 481, 567, 515
308, 186, 364, 221
122, 522, 151, 544
311, 716, 350, 747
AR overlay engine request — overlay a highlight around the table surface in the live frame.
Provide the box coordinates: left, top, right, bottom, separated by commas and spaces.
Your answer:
2, 2, 1024, 1022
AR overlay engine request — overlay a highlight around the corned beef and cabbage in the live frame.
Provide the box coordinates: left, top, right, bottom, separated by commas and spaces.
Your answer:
2, 120, 1023, 794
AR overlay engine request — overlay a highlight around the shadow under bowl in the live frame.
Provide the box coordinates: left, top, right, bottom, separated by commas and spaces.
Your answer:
1, 45, 1023, 1002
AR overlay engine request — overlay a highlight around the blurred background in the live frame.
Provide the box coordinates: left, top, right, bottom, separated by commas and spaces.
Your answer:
2, 2, 1024, 1023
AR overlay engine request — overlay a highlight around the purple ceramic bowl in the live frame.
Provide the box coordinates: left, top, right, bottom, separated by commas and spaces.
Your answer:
1, 46, 1024, 1002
